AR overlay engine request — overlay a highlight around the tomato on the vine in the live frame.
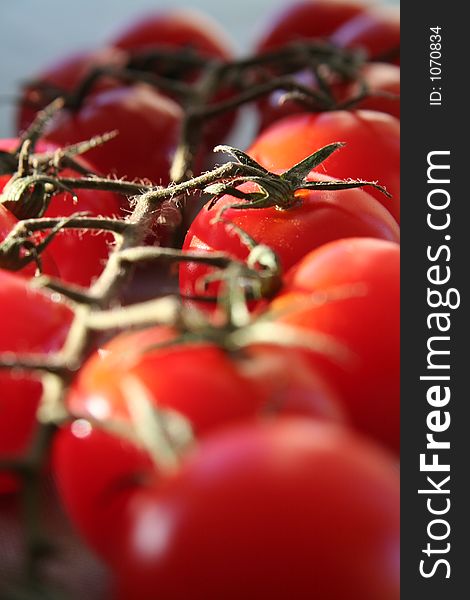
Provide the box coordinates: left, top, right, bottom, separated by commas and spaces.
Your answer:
108, 9, 238, 150
17, 47, 128, 134
112, 419, 399, 600
0, 270, 73, 492
248, 109, 400, 222
179, 171, 399, 309
271, 237, 400, 453
67, 324, 343, 429
257, 61, 400, 131
331, 6, 400, 64
0, 139, 122, 287
53, 325, 343, 558
110, 9, 233, 60
255, 0, 369, 53
43, 84, 183, 184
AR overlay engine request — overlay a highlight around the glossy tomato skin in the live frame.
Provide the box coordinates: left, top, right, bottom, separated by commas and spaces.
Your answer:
111, 10, 236, 151
53, 327, 343, 560
43, 84, 182, 184
271, 238, 400, 453
0, 139, 122, 287
255, 0, 369, 53
52, 325, 262, 557
67, 326, 263, 434
248, 109, 400, 222
110, 9, 233, 60
179, 172, 399, 308
53, 423, 156, 561
0, 270, 73, 492
257, 62, 400, 131
17, 47, 128, 134
331, 6, 400, 64
66, 326, 342, 436
114, 419, 400, 600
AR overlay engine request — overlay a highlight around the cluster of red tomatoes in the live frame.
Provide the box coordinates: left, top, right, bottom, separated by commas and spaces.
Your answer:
0, 1, 400, 598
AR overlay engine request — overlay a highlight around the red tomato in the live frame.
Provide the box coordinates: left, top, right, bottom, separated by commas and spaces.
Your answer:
255, 0, 369, 53
271, 238, 400, 453
0, 139, 122, 287
53, 423, 156, 561
43, 84, 183, 184
179, 171, 399, 310
0, 270, 73, 492
331, 6, 400, 64
17, 47, 128, 134
53, 327, 342, 559
334, 62, 400, 118
67, 326, 264, 434
67, 325, 342, 434
111, 9, 236, 152
257, 62, 400, 131
248, 109, 400, 222
110, 9, 233, 60
113, 419, 399, 600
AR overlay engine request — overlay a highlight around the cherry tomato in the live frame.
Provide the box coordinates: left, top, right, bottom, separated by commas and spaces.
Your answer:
53, 422, 156, 561
331, 6, 400, 64
0, 139, 122, 287
111, 9, 236, 152
43, 84, 183, 184
110, 9, 233, 60
271, 237, 400, 453
248, 109, 400, 222
53, 326, 343, 558
179, 171, 399, 310
257, 62, 400, 131
113, 419, 400, 600
255, 0, 369, 53
0, 270, 73, 492
67, 326, 264, 434
66, 325, 342, 434
17, 47, 128, 134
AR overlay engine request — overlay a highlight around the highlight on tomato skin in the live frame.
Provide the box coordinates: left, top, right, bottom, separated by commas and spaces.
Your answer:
64, 325, 345, 441
111, 418, 400, 600
52, 326, 345, 562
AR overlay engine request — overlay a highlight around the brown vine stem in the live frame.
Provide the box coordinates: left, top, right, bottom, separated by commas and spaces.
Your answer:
0, 157, 263, 591
0, 39, 375, 593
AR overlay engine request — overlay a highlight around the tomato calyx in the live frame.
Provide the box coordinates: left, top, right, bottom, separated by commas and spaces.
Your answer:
205, 142, 390, 213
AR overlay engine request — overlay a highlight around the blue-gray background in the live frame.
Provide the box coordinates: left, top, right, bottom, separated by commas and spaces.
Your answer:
0, 0, 399, 137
